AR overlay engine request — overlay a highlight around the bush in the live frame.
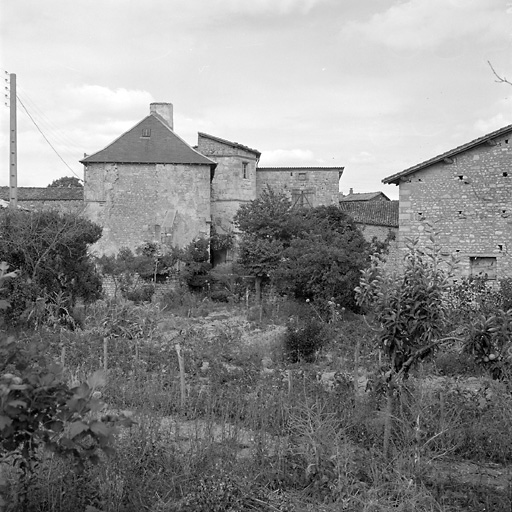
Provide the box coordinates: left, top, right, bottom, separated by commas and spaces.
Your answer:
283, 317, 326, 363
125, 283, 155, 304
0, 209, 102, 325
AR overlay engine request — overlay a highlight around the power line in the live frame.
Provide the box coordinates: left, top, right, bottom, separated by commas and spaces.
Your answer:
16, 87, 83, 150
16, 95, 83, 182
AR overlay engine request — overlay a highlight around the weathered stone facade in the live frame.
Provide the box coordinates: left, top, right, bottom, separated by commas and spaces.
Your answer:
197, 133, 260, 235
84, 162, 211, 255
257, 167, 342, 208
81, 104, 216, 255
81, 103, 343, 257
383, 125, 512, 281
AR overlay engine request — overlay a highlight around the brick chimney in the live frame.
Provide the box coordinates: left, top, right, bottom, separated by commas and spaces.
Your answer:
150, 102, 173, 130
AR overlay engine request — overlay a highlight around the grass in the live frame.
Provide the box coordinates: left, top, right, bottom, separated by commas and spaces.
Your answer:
2, 296, 512, 511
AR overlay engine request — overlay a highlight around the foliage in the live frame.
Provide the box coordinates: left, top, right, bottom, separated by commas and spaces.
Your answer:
180, 238, 212, 291
47, 176, 83, 188
356, 237, 454, 374
0, 266, 133, 509
235, 188, 370, 308
283, 317, 327, 363
500, 277, 512, 310
445, 276, 502, 322
97, 243, 180, 301
0, 209, 102, 324
464, 308, 512, 379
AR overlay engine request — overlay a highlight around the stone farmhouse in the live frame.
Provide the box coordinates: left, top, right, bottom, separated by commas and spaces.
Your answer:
81, 102, 343, 259
382, 124, 512, 281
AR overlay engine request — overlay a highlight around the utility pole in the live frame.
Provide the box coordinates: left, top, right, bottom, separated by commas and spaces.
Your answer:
9, 73, 17, 208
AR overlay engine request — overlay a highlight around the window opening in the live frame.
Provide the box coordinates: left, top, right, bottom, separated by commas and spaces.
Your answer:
242, 162, 248, 179
470, 256, 497, 280
141, 128, 151, 138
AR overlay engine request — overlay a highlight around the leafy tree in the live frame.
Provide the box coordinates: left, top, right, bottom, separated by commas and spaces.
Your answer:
235, 189, 369, 309
275, 206, 370, 309
47, 176, 83, 188
0, 209, 102, 324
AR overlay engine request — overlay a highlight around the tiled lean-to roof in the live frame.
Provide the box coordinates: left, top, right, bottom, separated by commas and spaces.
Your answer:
0, 187, 84, 201
339, 200, 399, 228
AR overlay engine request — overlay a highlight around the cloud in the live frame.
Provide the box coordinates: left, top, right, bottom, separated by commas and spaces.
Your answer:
259, 148, 317, 166
342, 0, 510, 50
210, 0, 331, 15
473, 105, 512, 134
349, 151, 376, 164
62, 85, 154, 117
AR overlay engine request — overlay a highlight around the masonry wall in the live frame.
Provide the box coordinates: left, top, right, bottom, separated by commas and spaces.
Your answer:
84, 162, 211, 255
256, 168, 340, 208
397, 132, 512, 280
197, 136, 258, 234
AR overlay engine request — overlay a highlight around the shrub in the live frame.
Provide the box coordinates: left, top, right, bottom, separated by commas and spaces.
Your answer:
125, 283, 155, 304
283, 317, 326, 363
0, 209, 102, 325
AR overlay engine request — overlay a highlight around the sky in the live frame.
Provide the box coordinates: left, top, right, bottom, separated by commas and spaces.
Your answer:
0, 0, 511, 200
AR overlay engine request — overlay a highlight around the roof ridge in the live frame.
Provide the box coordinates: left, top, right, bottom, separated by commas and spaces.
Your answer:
383, 123, 512, 184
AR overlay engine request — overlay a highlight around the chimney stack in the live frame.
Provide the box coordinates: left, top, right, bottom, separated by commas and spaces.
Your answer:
349, 187, 353, 195
150, 102, 173, 130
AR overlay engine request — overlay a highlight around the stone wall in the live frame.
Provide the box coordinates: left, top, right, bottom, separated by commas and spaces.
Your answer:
397, 132, 512, 280
84, 162, 211, 255
256, 168, 341, 208
198, 134, 258, 235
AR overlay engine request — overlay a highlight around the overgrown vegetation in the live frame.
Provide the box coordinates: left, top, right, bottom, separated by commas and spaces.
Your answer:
235, 187, 371, 311
0, 209, 102, 326
1, 212, 511, 511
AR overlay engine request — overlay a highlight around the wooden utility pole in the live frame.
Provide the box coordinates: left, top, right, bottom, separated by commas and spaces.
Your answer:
9, 73, 17, 208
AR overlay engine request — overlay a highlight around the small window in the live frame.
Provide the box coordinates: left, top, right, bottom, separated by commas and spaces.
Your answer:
298, 172, 307, 181
503, 172, 508, 177
470, 256, 497, 280
142, 128, 151, 138
242, 162, 248, 179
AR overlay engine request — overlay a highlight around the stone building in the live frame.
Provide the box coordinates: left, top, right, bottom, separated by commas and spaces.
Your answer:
339, 199, 398, 243
382, 124, 512, 281
0, 187, 84, 213
81, 103, 216, 255
257, 167, 343, 209
81, 102, 343, 257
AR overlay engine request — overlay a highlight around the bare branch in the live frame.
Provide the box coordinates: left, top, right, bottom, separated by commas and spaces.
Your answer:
488, 60, 512, 86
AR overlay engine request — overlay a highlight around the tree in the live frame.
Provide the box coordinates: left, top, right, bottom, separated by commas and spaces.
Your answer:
355, 235, 456, 457
47, 176, 83, 188
0, 209, 102, 324
235, 189, 370, 309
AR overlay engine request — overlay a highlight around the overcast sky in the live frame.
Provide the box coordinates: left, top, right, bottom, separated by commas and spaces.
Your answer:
1, 0, 511, 199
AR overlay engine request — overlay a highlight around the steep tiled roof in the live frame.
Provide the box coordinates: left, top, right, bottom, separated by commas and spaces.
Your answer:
339, 200, 399, 228
82, 115, 215, 166
340, 191, 389, 202
0, 187, 84, 201
198, 132, 261, 157
383, 124, 512, 184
